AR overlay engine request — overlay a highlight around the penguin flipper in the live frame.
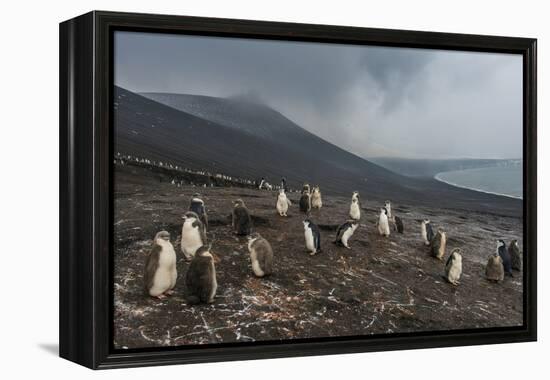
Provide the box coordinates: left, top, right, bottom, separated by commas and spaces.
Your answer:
144, 243, 161, 294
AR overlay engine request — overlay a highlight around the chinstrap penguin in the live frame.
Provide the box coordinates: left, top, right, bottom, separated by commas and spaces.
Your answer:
497, 239, 513, 276
445, 248, 462, 286
334, 220, 359, 249
247, 233, 274, 277
189, 193, 208, 228
181, 211, 207, 261
232, 199, 252, 235
185, 245, 218, 304
421, 219, 434, 246
144, 231, 177, 299
276, 189, 292, 217
303, 219, 321, 256
311, 186, 322, 209
486, 253, 504, 282
349, 192, 361, 221
430, 229, 446, 260
509, 239, 521, 271
377, 207, 390, 237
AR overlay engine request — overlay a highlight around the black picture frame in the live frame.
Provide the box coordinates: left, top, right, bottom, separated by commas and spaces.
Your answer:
59, 10, 537, 369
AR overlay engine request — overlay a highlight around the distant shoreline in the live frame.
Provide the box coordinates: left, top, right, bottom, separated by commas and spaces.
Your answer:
434, 171, 523, 200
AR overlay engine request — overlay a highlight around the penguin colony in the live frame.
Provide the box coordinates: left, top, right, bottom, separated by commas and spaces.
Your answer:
143, 183, 523, 304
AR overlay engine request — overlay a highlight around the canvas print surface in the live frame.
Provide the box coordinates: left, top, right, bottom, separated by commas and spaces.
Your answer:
112, 31, 523, 349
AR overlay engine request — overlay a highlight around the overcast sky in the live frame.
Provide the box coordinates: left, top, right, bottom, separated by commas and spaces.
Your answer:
115, 31, 523, 159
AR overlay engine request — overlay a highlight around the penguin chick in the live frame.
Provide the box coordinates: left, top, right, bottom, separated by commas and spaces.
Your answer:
384, 200, 392, 220
509, 239, 522, 271
189, 193, 208, 229
232, 199, 252, 235
299, 192, 311, 214
445, 248, 462, 286
430, 229, 446, 260
247, 233, 274, 277
377, 208, 390, 237
144, 231, 177, 299
311, 186, 322, 209
394, 216, 404, 233
349, 194, 361, 221
181, 211, 207, 262
276, 189, 292, 217
303, 219, 321, 256
334, 220, 359, 249
486, 254, 504, 282
185, 245, 218, 304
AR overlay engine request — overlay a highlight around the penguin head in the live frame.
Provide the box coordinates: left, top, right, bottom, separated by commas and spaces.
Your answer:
451, 248, 462, 261
182, 211, 199, 222
154, 231, 171, 242
385, 200, 391, 206
422, 219, 430, 225
303, 219, 311, 228
234, 199, 245, 207
497, 239, 506, 249
279, 188, 285, 195
247, 232, 261, 242
511, 239, 518, 247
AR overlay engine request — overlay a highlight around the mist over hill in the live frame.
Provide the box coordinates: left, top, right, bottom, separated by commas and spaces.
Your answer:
115, 86, 521, 215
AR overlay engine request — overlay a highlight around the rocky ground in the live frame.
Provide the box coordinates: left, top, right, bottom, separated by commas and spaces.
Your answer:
113, 164, 523, 349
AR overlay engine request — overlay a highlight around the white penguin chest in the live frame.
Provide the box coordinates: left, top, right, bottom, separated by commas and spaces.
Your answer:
304, 228, 315, 250
158, 242, 177, 268
350, 203, 360, 218
449, 260, 462, 279
182, 222, 201, 242
277, 196, 288, 210
342, 227, 355, 242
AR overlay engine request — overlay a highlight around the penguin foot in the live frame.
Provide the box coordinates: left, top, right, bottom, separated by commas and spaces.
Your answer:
165, 290, 175, 296
154, 294, 167, 300
309, 251, 316, 256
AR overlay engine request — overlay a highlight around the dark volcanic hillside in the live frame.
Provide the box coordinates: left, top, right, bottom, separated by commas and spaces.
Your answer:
115, 86, 521, 216
117, 87, 407, 198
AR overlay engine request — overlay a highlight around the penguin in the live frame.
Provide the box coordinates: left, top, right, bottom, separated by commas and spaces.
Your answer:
334, 220, 359, 249
421, 219, 434, 246
486, 254, 504, 282
232, 199, 252, 235
394, 216, 404, 233
247, 233, 274, 277
384, 200, 392, 220
377, 207, 390, 237
445, 248, 462, 286
430, 229, 446, 260
258, 177, 266, 190
303, 219, 321, 256
276, 189, 292, 217
189, 193, 208, 228
497, 239, 513, 276
181, 211, 207, 261
299, 192, 311, 214
185, 245, 218, 304
349, 192, 361, 221
143, 231, 177, 299
509, 239, 522, 271
311, 186, 322, 209
281, 177, 289, 193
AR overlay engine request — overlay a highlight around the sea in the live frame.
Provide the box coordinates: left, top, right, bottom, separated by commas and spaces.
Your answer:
435, 164, 523, 199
